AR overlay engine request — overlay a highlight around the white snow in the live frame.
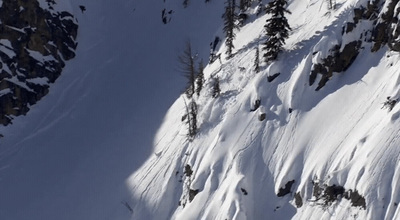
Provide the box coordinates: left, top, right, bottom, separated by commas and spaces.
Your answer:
26, 77, 49, 86
1, 0, 400, 220
0, 39, 15, 58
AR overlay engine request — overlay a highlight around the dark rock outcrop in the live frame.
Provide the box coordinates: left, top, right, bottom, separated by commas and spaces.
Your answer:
311, 181, 366, 209
277, 180, 295, 197
189, 189, 199, 202
294, 192, 303, 208
0, 0, 78, 125
309, 0, 396, 90
345, 189, 367, 209
310, 41, 361, 91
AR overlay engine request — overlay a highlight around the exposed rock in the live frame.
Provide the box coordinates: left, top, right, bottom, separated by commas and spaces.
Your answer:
311, 41, 361, 91
267, 72, 280, 82
258, 113, 266, 121
338, 41, 362, 72
189, 189, 199, 202
353, 7, 364, 23
371, 0, 399, 52
312, 180, 323, 199
345, 189, 367, 209
250, 99, 261, 112
184, 164, 193, 177
294, 192, 303, 208
309, 0, 400, 90
388, 1, 400, 51
323, 184, 345, 206
240, 188, 248, 195
345, 22, 356, 34
277, 180, 295, 197
312, 181, 366, 209
0, 0, 78, 125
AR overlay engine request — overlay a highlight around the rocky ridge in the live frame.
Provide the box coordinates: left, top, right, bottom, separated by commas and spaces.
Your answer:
0, 0, 78, 125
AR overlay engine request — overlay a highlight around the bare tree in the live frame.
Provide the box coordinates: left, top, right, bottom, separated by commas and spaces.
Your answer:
178, 41, 197, 98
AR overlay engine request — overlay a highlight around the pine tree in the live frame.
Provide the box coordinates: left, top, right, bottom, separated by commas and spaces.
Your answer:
196, 60, 205, 96
179, 41, 197, 98
239, 0, 251, 11
188, 101, 198, 138
238, 0, 250, 26
254, 46, 260, 73
182, 98, 198, 140
46, 0, 56, 9
327, 0, 336, 10
263, 0, 291, 62
222, 0, 240, 59
212, 76, 221, 98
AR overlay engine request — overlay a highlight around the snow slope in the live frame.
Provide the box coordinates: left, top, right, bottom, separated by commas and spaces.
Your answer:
0, 0, 225, 219
127, 0, 400, 219
2, 0, 400, 219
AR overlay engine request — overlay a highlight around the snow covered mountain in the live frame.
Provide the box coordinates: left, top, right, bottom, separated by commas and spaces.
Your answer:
2, 0, 400, 219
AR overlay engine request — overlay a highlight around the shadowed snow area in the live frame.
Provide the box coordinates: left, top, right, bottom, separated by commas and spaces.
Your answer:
2, 0, 400, 219
0, 0, 224, 219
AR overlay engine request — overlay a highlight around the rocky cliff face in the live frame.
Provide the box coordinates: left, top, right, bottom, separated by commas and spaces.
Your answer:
310, 0, 400, 90
0, 0, 78, 125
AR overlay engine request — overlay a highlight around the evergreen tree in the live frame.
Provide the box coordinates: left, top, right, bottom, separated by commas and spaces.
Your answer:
187, 100, 198, 138
178, 41, 197, 98
327, 0, 336, 10
239, 0, 251, 11
254, 46, 260, 73
238, 0, 250, 26
222, 0, 240, 59
212, 76, 221, 98
263, 0, 291, 62
196, 60, 205, 96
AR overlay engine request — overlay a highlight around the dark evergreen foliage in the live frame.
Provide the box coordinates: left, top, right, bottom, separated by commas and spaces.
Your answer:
254, 46, 260, 73
327, 0, 336, 10
212, 77, 221, 98
187, 100, 198, 138
239, 0, 252, 11
196, 60, 205, 96
222, 0, 240, 59
256, 2, 265, 16
263, 0, 291, 62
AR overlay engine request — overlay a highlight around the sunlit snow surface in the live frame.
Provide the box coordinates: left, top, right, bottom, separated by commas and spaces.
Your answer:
1, 0, 400, 219
129, 0, 400, 220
